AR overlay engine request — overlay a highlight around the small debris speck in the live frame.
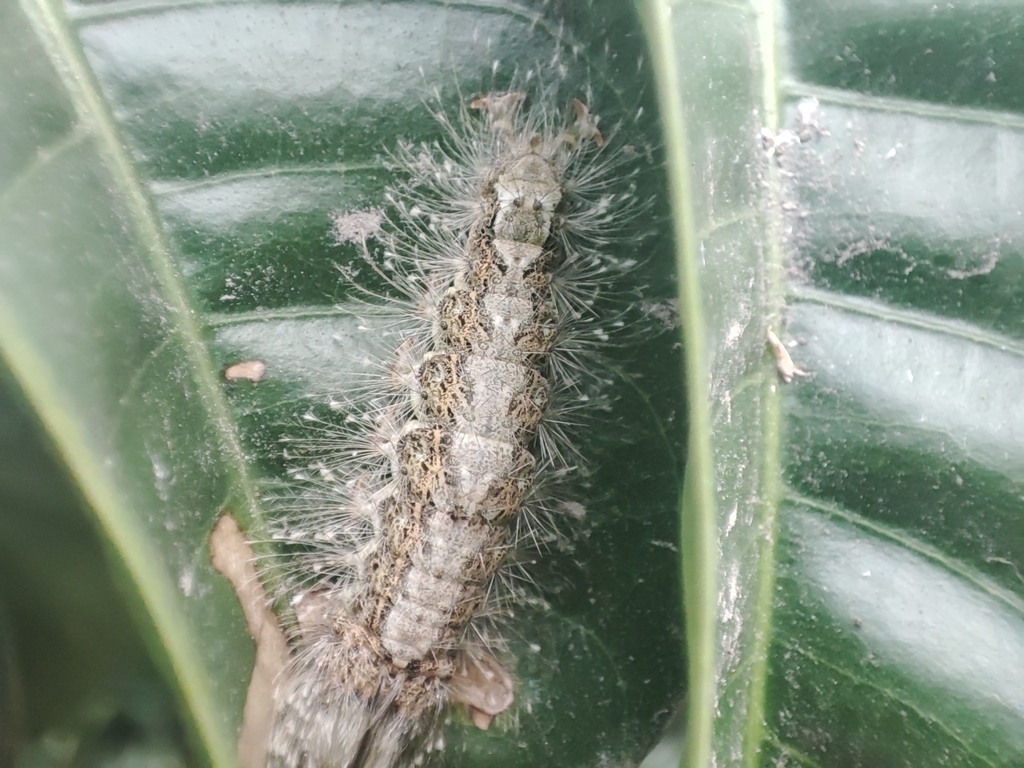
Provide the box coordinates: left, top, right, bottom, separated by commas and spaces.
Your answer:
224, 359, 267, 383
767, 330, 810, 383
330, 208, 384, 245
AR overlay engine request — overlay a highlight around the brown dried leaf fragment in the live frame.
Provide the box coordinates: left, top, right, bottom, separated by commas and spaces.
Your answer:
572, 98, 605, 147
448, 651, 515, 730
470, 91, 526, 134
767, 329, 810, 383
209, 514, 289, 768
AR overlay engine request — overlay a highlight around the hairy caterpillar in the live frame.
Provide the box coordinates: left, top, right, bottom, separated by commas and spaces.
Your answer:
256, 69, 645, 768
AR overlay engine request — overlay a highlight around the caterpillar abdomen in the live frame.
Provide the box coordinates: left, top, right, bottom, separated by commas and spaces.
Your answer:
266, 88, 606, 768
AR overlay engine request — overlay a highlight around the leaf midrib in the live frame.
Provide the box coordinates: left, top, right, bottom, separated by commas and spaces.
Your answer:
15, 0, 264, 762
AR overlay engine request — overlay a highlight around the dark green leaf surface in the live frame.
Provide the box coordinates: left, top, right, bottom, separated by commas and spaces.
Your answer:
0, 371, 190, 767
0, 1, 683, 766
646, 0, 1024, 765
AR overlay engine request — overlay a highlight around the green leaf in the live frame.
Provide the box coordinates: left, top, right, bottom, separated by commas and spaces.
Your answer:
0, 373, 189, 767
18, 0, 1023, 764
0, 1, 683, 766
644, 0, 1024, 765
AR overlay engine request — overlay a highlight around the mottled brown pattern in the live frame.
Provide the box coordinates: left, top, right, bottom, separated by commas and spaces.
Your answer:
397, 426, 450, 502
416, 353, 467, 422
508, 367, 550, 436
437, 287, 490, 350
375, 132, 564, 676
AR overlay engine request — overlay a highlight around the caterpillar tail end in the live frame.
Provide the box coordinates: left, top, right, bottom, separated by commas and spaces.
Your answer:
266, 636, 443, 768
266, 626, 518, 768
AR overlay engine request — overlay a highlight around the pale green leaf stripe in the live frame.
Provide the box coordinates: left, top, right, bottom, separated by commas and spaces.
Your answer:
10, 0, 262, 762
